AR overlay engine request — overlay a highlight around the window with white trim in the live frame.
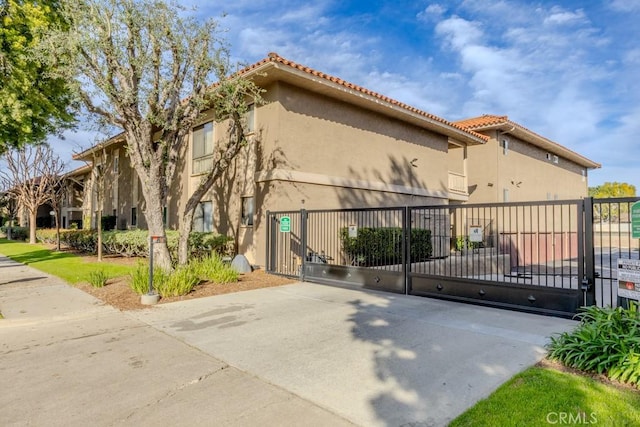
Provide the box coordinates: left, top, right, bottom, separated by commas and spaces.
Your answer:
192, 122, 214, 174
501, 139, 509, 155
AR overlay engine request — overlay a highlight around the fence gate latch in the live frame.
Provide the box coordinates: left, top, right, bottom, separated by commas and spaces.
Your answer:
581, 278, 591, 292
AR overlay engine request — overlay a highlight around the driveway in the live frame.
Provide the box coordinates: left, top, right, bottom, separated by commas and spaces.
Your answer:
130, 282, 576, 426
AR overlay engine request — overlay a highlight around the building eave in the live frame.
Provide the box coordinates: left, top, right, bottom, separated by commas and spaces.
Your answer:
456, 115, 601, 169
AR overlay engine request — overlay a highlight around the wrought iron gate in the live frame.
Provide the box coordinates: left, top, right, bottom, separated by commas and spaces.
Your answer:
266, 197, 640, 318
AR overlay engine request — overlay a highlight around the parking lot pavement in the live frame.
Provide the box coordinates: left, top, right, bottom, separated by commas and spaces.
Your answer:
130, 282, 576, 427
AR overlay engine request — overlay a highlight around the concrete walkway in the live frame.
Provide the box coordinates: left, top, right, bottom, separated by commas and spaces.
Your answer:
0, 253, 576, 426
0, 255, 354, 427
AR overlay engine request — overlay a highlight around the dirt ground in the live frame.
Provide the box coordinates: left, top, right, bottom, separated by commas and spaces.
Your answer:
73, 253, 296, 311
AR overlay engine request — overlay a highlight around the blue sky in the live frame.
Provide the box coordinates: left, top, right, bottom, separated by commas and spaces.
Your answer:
55, 0, 640, 191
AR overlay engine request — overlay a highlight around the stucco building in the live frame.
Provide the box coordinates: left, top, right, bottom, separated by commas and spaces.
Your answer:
454, 115, 600, 203
72, 54, 599, 267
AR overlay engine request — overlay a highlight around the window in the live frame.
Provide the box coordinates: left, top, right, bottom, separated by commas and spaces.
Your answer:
192, 122, 214, 174
582, 169, 586, 182
501, 139, 509, 155
193, 201, 213, 232
546, 153, 552, 161
553, 155, 559, 164
113, 149, 119, 173
241, 196, 254, 226
503, 188, 510, 202
245, 103, 255, 133
131, 207, 137, 227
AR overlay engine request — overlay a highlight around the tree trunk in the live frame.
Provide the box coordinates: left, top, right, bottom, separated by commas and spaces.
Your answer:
29, 210, 37, 244
143, 179, 172, 271
178, 206, 196, 265
97, 208, 102, 261
55, 211, 61, 251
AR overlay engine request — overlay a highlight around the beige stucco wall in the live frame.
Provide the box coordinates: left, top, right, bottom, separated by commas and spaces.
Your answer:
466, 131, 588, 203
80, 79, 459, 267
176, 81, 453, 266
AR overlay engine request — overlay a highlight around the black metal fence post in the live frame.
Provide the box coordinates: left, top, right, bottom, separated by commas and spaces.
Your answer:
583, 197, 596, 306
403, 206, 410, 295
300, 209, 307, 281
265, 211, 270, 272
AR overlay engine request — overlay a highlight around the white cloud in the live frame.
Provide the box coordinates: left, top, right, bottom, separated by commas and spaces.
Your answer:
543, 7, 587, 26
609, 0, 640, 12
435, 16, 484, 50
417, 4, 446, 21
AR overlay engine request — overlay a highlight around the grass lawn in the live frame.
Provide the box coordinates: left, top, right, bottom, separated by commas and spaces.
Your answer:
0, 238, 134, 284
450, 365, 640, 427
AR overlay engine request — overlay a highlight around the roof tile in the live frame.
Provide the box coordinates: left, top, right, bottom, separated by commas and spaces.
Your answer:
231, 52, 489, 142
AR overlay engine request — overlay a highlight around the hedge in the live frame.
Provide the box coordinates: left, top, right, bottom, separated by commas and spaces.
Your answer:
340, 227, 432, 266
0, 225, 29, 241
35, 229, 234, 260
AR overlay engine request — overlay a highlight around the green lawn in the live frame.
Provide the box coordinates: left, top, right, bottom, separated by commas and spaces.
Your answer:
0, 238, 134, 284
450, 366, 640, 427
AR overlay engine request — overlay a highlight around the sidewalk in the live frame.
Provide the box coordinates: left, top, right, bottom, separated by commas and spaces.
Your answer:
1, 253, 577, 426
0, 254, 354, 427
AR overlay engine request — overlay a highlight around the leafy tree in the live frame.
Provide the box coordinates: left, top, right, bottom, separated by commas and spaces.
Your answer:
41, 0, 262, 269
589, 182, 637, 222
589, 182, 636, 198
0, 0, 76, 153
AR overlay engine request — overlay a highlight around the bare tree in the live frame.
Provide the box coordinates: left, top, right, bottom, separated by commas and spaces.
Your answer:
48, 174, 68, 251
0, 146, 65, 243
0, 189, 18, 240
84, 148, 115, 261
42, 0, 262, 269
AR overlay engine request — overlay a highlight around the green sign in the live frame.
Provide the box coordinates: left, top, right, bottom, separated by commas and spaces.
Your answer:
280, 216, 291, 233
632, 201, 640, 239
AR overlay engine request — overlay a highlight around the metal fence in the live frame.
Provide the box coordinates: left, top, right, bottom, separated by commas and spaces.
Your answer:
592, 197, 640, 307
266, 197, 640, 317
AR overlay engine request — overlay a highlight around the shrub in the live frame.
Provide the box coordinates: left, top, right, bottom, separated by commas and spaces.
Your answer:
36, 228, 233, 261
188, 232, 235, 259
453, 235, 482, 251
102, 229, 149, 257
35, 229, 59, 244
1, 226, 28, 241
547, 304, 640, 387
64, 229, 98, 252
87, 269, 109, 288
194, 254, 239, 284
128, 262, 170, 295
129, 261, 203, 297
340, 227, 431, 266
155, 264, 200, 297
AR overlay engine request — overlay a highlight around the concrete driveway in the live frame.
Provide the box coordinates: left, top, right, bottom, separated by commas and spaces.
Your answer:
130, 282, 576, 426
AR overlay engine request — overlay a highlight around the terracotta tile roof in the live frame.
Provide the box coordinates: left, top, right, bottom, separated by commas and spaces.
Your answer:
230, 52, 488, 142
77, 53, 488, 161
455, 115, 600, 169
455, 115, 509, 130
